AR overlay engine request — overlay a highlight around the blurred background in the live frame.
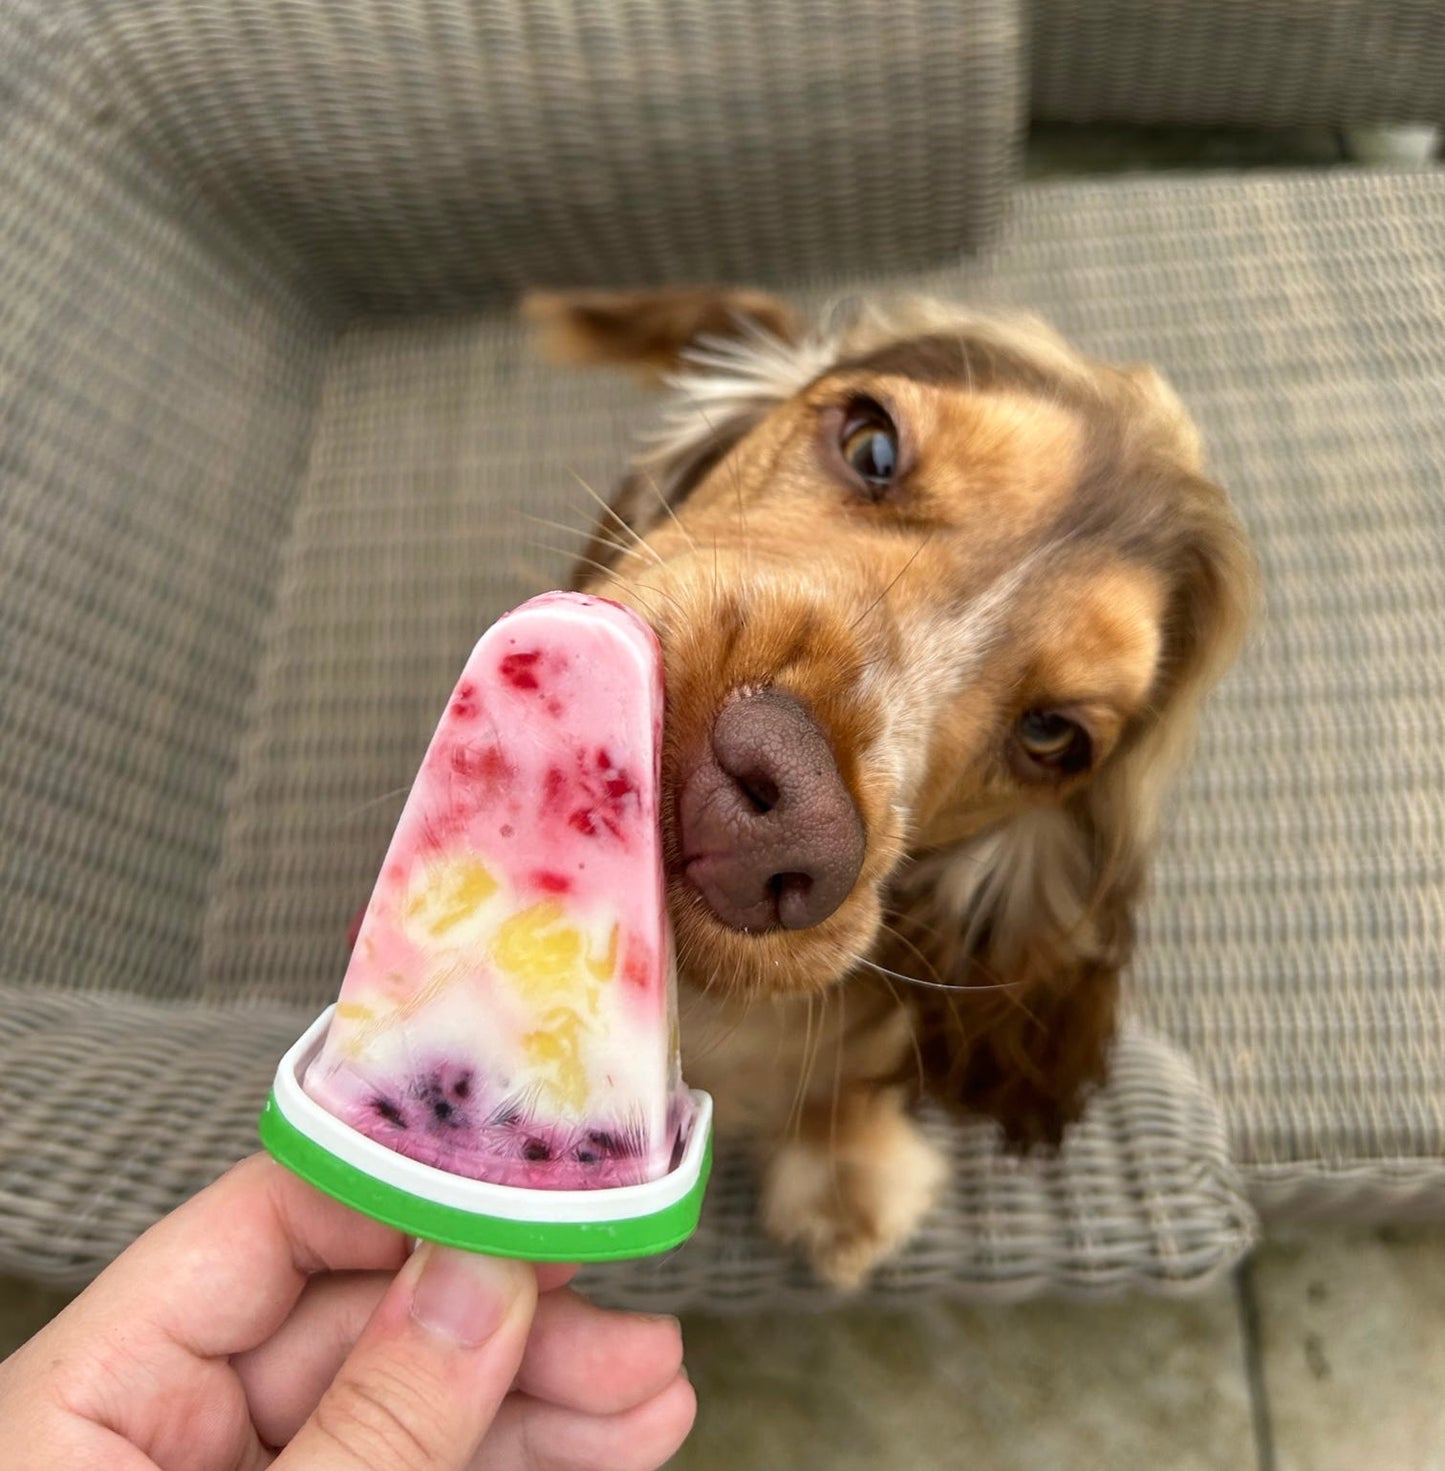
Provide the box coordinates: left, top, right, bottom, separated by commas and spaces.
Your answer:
2, 2, 1442, 1467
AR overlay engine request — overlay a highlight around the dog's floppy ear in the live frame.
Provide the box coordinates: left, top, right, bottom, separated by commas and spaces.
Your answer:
891, 471, 1255, 1148
525, 288, 820, 588
890, 805, 1130, 1151
524, 287, 801, 380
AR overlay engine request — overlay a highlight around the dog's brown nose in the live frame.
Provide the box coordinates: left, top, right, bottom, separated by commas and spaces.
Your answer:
679, 690, 865, 932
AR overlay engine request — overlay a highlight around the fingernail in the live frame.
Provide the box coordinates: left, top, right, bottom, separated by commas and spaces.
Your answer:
409, 1243, 528, 1347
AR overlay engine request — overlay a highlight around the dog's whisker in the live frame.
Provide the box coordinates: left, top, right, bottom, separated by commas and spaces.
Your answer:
957, 336, 977, 400
522, 511, 629, 547
829, 991, 847, 1205
675, 935, 760, 1035
730, 446, 752, 574
847, 533, 935, 633
803, 988, 831, 1141
881, 907, 1021, 996
524, 540, 632, 587
675, 963, 760, 1062
869, 965, 928, 1094
521, 503, 607, 536
787, 992, 823, 1141
639, 467, 698, 553
785, 994, 811, 1137
524, 537, 665, 602
726, 434, 758, 579
617, 576, 688, 623
883, 905, 969, 951
681, 1004, 754, 1064
337, 785, 412, 822
851, 954, 1024, 994
886, 906, 1028, 996
875, 919, 951, 986
522, 514, 648, 568
677, 386, 754, 572
567, 469, 667, 569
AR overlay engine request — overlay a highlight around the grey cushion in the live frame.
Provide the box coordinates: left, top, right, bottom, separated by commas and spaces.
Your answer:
1031, 0, 1445, 128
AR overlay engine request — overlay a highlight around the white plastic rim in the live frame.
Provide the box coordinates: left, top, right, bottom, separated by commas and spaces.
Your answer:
270, 1006, 713, 1225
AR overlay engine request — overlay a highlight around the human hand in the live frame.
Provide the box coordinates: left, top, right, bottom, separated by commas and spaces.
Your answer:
0, 1153, 694, 1469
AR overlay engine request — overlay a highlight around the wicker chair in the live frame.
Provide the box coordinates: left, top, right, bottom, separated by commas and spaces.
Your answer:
3, 0, 1442, 1306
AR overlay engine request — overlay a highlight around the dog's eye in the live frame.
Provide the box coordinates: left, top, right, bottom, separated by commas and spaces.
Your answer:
839, 400, 899, 491
1016, 710, 1092, 775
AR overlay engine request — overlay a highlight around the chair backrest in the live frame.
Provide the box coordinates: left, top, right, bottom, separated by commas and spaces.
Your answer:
2, 0, 1025, 1006
67, 0, 1025, 311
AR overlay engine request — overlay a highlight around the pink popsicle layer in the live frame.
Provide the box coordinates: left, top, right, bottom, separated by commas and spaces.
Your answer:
302, 592, 691, 1189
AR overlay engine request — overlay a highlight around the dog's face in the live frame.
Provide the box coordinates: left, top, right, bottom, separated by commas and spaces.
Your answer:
531, 293, 1252, 1123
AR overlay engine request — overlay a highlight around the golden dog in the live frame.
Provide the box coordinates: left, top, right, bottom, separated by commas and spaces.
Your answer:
527, 288, 1255, 1287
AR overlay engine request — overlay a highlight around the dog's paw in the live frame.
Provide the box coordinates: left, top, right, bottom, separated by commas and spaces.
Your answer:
760, 1109, 947, 1291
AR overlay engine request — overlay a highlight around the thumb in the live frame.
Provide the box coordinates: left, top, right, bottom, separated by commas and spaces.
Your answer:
277, 1243, 537, 1471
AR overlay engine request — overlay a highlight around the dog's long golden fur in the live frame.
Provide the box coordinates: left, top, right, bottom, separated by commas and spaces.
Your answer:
527, 287, 1255, 1286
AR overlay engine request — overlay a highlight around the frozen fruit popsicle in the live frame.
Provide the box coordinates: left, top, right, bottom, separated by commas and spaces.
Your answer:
300, 592, 694, 1192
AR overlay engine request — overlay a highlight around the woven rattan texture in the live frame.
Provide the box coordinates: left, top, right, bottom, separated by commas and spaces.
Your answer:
582, 1027, 1252, 1311
2, 0, 1439, 1291
1030, 0, 1445, 127
1, 3, 326, 1011
70, 0, 1022, 311
0, 993, 309, 1284
936, 175, 1444, 1210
